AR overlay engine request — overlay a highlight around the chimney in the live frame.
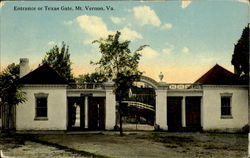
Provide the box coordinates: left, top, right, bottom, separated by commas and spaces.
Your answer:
19, 58, 30, 78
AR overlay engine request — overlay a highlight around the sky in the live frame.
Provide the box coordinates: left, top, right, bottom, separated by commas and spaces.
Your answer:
0, 0, 249, 83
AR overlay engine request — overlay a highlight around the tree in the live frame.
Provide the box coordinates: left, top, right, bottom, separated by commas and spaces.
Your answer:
92, 31, 147, 136
231, 25, 249, 80
0, 63, 26, 131
76, 72, 107, 84
42, 42, 74, 82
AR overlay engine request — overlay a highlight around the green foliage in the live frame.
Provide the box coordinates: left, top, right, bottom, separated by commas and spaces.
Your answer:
92, 31, 147, 101
93, 31, 147, 135
76, 72, 107, 84
0, 63, 26, 106
42, 42, 74, 82
0, 63, 26, 130
231, 25, 249, 79
129, 86, 155, 105
114, 72, 142, 101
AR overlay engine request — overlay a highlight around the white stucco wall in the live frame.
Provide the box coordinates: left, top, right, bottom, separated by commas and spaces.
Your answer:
202, 85, 248, 131
16, 85, 67, 130
105, 90, 116, 130
155, 89, 168, 130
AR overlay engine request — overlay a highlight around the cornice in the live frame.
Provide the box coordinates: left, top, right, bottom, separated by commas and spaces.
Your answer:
203, 85, 248, 89
22, 84, 67, 88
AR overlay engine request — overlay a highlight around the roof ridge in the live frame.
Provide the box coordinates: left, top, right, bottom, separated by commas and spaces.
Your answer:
214, 64, 235, 75
194, 64, 242, 85
42, 64, 68, 83
18, 64, 68, 84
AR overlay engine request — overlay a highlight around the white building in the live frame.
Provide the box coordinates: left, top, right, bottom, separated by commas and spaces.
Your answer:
13, 59, 248, 132
16, 58, 115, 131
155, 64, 248, 132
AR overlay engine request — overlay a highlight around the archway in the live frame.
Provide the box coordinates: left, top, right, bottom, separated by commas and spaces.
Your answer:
139, 76, 159, 90
121, 76, 159, 131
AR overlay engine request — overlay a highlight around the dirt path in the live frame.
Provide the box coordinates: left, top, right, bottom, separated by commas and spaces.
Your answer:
36, 133, 185, 158
0, 132, 248, 158
36, 132, 248, 158
1, 141, 85, 158
0, 134, 86, 158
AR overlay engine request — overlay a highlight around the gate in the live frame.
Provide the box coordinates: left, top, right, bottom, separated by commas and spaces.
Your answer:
122, 86, 156, 131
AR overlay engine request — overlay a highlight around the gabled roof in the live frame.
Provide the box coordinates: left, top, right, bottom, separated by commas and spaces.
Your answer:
194, 64, 245, 85
19, 64, 68, 84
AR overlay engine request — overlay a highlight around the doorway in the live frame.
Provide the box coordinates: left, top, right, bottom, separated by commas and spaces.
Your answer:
67, 97, 85, 130
185, 97, 201, 129
167, 97, 182, 131
88, 97, 105, 130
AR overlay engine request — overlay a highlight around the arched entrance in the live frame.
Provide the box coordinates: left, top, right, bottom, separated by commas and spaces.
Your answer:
139, 76, 159, 89
121, 76, 160, 131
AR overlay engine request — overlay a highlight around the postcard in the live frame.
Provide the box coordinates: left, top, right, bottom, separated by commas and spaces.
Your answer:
0, 0, 249, 157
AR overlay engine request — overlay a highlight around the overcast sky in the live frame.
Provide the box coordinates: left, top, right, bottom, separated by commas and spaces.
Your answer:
0, 0, 249, 82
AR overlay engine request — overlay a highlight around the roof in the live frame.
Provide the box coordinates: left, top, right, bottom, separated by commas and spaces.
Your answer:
194, 64, 245, 85
19, 64, 68, 84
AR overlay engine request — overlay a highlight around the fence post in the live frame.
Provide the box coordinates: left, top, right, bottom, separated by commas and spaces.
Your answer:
155, 82, 168, 130
103, 80, 116, 130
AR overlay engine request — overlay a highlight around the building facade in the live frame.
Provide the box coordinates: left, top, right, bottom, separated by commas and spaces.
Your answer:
13, 59, 248, 132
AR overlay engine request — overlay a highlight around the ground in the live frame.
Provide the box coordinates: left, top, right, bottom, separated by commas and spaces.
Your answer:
0, 131, 248, 158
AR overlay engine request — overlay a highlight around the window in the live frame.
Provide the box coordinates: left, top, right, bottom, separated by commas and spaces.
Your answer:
35, 93, 48, 120
220, 93, 232, 119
